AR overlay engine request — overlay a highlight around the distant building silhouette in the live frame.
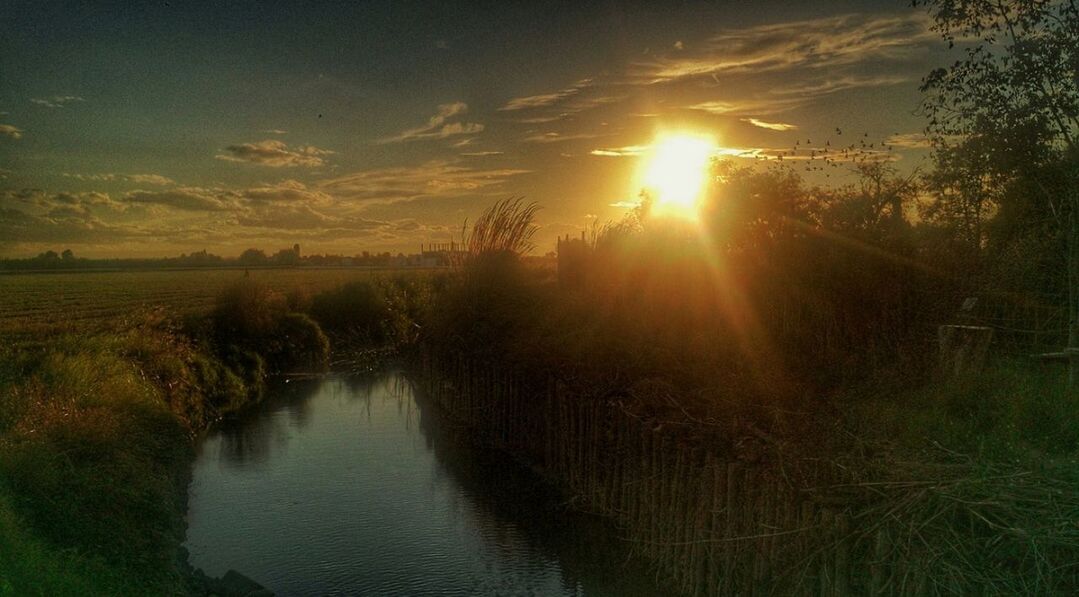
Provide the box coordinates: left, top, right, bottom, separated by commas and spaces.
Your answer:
557, 232, 590, 290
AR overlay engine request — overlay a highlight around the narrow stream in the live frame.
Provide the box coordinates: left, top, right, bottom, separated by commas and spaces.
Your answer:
184, 372, 666, 596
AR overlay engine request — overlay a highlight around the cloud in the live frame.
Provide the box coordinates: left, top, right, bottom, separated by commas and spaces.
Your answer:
588, 142, 894, 163
742, 118, 798, 131
30, 95, 85, 108
0, 124, 23, 139
262, 129, 288, 135
0, 188, 121, 213
885, 133, 935, 149
522, 132, 599, 144
129, 174, 175, 185
589, 145, 649, 157
499, 79, 592, 111
686, 74, 909, 118
0, 190, 163, 248
216, 140, 334, 167
0, 207, 152, 245
63, 173, 175, 185
378, 102, 484, 143
239, 180, 332, 204
236, 204, 364, 231
319, 160, 529, 204
632, 13, 935, 83
771, 74, 911, 96
687, 97, 806, 116
461, 151, 504, 156
123, 187, 234, 211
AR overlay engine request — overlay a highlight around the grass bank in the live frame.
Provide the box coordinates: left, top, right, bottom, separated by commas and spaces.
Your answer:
0, 274, 429, 595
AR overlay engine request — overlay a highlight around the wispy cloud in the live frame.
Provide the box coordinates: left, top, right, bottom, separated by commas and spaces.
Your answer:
632, 13, 935, 83
63, 173, 175, 185
239, 180, 332, 204
589, 142, 892, 163
319, 160, 528, 204
216, 140, 334, 167
235, 204, 379, 231
687, 97, 806, 116
499, 79, 592, 111
885, 132, 936, 149
0, 124, 23, 139
686, 73, 910, 118
123, 187, 234, 211
262, 129, 288, 135
378, 102, 484, 144
771, 74, 911, 96
522, 132, 599, 144
742, 118, 798, 131
590, 145, 649, 157
30, 95, 85, 108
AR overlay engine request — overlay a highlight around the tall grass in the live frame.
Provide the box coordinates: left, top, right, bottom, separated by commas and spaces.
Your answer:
0, 278, 340, 595
420, 195, 1079, 593
466, 197, 540, 257
0, 327, 196, 594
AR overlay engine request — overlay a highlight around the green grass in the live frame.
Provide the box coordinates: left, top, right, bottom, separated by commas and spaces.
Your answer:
845, 359, 1079, 463
0, 328, 194, 594
0, 490, 153, 597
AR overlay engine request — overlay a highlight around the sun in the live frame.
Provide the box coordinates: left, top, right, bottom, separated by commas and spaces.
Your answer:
639, 134, 716, 220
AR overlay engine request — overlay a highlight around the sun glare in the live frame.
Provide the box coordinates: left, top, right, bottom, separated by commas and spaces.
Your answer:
640, 134, 716, 220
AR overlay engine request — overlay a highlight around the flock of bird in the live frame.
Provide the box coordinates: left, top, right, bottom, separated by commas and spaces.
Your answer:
752, 128, 901, 177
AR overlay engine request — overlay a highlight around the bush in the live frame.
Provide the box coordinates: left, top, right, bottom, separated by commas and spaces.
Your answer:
308, 281, 388, 341
212, 279, 328, 373
262, 312, 330, 372
212, 278, 287, 339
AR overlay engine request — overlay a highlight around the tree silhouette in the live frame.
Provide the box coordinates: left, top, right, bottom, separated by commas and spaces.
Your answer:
916, 0, 1079, 383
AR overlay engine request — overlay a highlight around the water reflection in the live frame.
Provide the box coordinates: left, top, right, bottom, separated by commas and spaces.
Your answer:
185, 372, 665, 596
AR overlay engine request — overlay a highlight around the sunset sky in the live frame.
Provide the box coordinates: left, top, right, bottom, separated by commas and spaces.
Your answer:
0, 0, 953, 258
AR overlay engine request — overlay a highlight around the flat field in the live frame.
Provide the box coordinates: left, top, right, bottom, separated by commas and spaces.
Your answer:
0, 267, 425, 340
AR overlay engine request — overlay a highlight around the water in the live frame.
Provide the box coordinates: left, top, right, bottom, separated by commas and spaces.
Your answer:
184, 372, 665, 596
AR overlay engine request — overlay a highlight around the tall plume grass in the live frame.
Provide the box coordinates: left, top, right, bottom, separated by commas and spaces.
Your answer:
466, 197, 540, 257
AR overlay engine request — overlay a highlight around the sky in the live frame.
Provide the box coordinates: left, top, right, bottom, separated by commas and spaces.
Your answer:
0, 0, 953, 258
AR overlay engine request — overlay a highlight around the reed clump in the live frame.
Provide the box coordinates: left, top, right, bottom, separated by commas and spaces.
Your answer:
419, 190, 1079, 594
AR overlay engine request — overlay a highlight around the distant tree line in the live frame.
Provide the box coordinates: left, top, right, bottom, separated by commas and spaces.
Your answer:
0, 244, 423, 271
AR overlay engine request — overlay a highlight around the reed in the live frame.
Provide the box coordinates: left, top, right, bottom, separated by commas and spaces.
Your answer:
465, 196, 540, 257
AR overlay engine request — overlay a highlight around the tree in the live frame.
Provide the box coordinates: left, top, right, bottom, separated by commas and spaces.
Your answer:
238, 248, 268, 265
916, 0, 1079, 383
823, 162, 919, 243
61, 249, 74, 261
